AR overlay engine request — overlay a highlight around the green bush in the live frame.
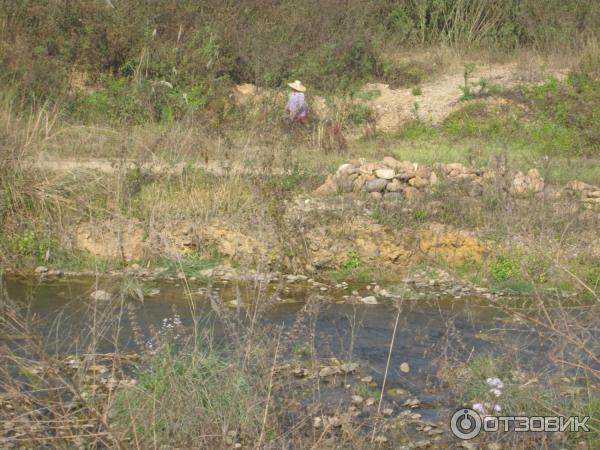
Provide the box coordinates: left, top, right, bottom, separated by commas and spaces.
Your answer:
341, 251, 361, 271
10, 229, 57, 263
346, 103, 375, 125
4, 0, 599, 110
331, 251, 371, 283
489, 254, 521, 283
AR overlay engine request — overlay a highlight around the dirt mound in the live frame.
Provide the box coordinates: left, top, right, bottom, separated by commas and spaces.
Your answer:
76, 221, 145, 261
418, 223, 489, 264
362, 64, 566, 131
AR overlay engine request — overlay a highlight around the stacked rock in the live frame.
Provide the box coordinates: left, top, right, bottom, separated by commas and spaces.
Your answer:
564, 180, 600, 207
509, 169, 545, 195
316, 156, 545, 200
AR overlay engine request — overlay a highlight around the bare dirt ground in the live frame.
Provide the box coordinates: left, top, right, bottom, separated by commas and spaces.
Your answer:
361, 63, 568, 131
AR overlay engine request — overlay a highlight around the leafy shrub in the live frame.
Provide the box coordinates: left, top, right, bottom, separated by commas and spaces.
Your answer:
489, 254, 521, 283
10, 229, 57, 263
346, 103, 375, 125
341, 251, 361, 271
331, 251, 371, 283
587, 263, 600, 292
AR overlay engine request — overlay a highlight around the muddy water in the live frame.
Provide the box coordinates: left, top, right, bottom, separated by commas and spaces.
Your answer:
2, 276, 546, 423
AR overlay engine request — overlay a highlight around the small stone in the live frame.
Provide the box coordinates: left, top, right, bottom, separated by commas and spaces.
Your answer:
361, 376, 373, 383
399, 362, 410, 373
34, 266, 48, 274
88, 365, 108, 374
340, 362, 359, 374
313, 416, 323, 429
360, 295, 378, 305
374, 435, 388, 443
403, 186, 422, 201
382, 408, 394, 417
337, 163, 356, 176
319, 366, 341, 378
90, 290, 111, 301
408, 176, 429, 188
375, 168, 395, 180
365, 397, 376, 407
386, 179, 403, 192
327, 415, 343, 428
351, 395, 364, 406
403, 398, 421, 408
292, 368, 309, 378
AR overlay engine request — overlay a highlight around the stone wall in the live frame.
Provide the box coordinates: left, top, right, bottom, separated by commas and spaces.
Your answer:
315, 157, 545, 200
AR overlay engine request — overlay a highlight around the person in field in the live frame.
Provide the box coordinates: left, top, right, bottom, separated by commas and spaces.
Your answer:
286, 80, 307, 123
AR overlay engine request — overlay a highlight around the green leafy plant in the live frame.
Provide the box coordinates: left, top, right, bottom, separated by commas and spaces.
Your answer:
11, 230, 57, 262
341, 252, 361, 271
489, 254, 521, 283
346, 103, 375, 125
353, 382, 381, 401
331, 251, 371, 283
292, 343, 311, 359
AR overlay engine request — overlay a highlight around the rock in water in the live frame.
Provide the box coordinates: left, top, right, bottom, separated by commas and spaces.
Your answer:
400, 362, 410, 373
34, 266, 49, 274
90, 290, 111, 301
340, 362, 359, 373
351, 395, 364, 406
360, 295, 378, 305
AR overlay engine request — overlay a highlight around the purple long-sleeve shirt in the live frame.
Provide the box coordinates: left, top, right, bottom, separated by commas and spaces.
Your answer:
286, 91, 306, 119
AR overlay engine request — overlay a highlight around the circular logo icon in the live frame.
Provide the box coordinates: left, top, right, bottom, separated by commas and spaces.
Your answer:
450, 408, 482, 440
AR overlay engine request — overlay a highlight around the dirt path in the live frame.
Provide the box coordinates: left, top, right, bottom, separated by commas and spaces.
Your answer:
29, 157, 284, 176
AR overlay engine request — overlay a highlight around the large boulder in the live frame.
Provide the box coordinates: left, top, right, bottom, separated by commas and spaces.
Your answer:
336, 163, 356, 177
366, 178, 389, 192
